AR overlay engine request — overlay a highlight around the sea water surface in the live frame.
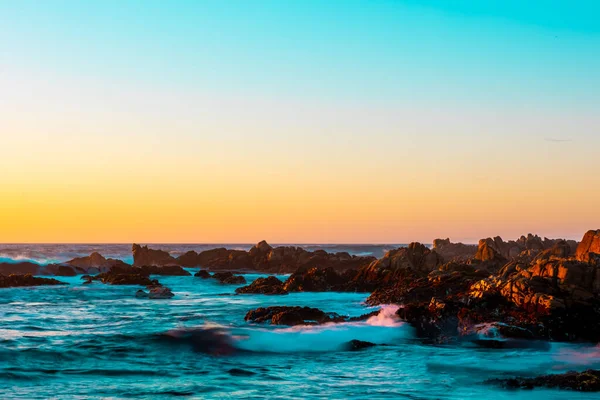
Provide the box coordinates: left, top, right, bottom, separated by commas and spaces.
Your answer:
1, 245, 599, 399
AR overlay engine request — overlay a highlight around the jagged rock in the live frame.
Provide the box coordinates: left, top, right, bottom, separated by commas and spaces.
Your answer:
166, 240, 375, 273
0, 274, 67, 288
432, 239, 477, 262
284, 267, 356, 292
132, 244, 178, 267
576, 229, 600, 263
486, 369, 600, 392
236, 276, 288, 295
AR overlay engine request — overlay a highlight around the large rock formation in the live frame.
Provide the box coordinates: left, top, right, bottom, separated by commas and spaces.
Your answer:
172, 240, 375, 273
132, 244, 178, 267
576, 229, 600, 263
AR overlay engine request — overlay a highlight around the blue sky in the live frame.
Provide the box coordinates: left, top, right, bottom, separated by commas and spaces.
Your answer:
1, 1, 599, 243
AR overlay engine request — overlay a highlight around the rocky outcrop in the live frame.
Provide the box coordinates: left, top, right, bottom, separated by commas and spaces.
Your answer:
284, 267, 358, 292
432, 239, 477, 262
211, 272, 246, 284
132, 244, 178, 267
576, 230, 600, 263
236, 276, 288, 295
66, 252, 128, 274
351, 243, 443, 291
0, 274, 67, 288
43, 264, 77, 276
477, 234, 578, 261
244, 306, 346, 326
486, 370, 600, 392
170, 240, 375, 273
0, 262, 42, 276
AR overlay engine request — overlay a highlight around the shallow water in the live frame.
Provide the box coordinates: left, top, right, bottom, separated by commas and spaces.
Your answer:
2, 273, 600, 399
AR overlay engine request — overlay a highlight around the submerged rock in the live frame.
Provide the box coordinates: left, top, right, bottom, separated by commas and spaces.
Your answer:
343, 340, 377, 351
136, 286, 174, 299
486, 369, 600, 392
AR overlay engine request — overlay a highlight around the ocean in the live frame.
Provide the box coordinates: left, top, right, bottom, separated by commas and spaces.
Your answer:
1, 244, 598, 399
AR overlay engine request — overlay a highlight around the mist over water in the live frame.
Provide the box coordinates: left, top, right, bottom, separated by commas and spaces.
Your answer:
1, 246, 599, 399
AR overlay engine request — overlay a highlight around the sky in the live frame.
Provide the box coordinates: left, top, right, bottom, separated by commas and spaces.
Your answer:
1, 0, 599, 244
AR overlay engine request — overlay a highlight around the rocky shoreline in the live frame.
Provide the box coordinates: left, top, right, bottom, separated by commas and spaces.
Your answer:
2, 230, 599, 391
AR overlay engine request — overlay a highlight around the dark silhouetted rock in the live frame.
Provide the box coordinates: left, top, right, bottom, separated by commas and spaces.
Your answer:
66, 252, 128, 274
0, 274, 67, 288
0, 262, 41, 276
245, 306, 345, 326
236, 276, 288, 295
194, 269, 211, 279
136, 286, 174, 299
212, 272, 246, 284
343, 340, 377, 351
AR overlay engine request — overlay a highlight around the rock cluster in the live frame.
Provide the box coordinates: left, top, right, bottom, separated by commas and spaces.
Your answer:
0, 274, 67, 288
487, 369, 600, 392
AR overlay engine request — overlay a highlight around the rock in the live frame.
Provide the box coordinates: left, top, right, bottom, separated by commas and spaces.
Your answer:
576, 230, 600, 263
244, 306, 346, 326
432, 239, 477, 262
235, 276, 288, 295
474, 240, 507, 264
194, 269, 211, 279
132, 244, 178, 267
42, 264, 77, 276
166, 241, 375, 273
212, 272, 246, 284
343, 340, 377, 351
0, 274, 67, 288
283, 267, 355, 292
0, 262, 41, 275
137, 286, 175, 299
486, 369, 600, 392
66, 252, 128, 274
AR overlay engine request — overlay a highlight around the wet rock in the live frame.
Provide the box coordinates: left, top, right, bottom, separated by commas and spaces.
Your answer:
194, 269, 211, 279
486, 369, 600, 392
212, 272, 246, 284
136, 286, 174, 299
343, 340, 377, 351
283, 267, 355, 293
132, 244, 179, 267
236, 276, 288, 295
0, 274, 67, 288
244, 306, 345, 326
66, 252, 128, 274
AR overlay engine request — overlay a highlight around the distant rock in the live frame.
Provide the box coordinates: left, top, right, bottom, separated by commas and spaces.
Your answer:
236, 276, 288, 295
0, 262, 42, 276
66, 252, 129, 274
132, 244, 178, 267
432, 239, 477, 262
0, 274, 67, 288
486, 369, 600, 392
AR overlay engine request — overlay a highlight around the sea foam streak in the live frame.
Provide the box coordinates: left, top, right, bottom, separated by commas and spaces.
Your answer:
233, 305, 412, 353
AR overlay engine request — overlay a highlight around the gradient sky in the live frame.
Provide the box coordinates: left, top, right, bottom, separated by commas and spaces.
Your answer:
1, 1, 599, 244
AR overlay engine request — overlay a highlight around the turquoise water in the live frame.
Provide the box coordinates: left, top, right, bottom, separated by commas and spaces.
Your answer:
2, 271, 599, 399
